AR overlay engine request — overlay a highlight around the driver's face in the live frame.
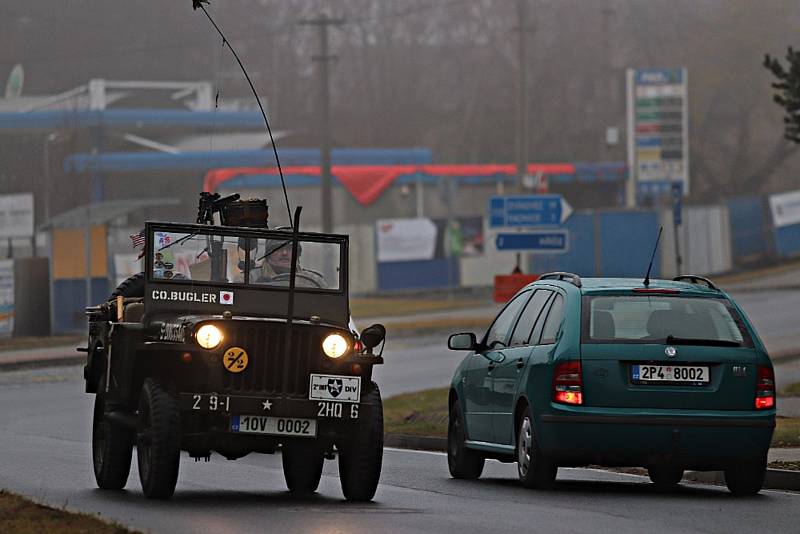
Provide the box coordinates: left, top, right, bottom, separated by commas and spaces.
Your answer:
267, 244, 293, 273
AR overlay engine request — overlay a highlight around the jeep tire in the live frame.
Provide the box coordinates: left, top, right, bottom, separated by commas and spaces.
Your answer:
282, 441, 325, 494
137, 378, 181, 499
92, 394, 134, 490
111, 272, 145, 299
447, 400, 484, 479
337, 382, 383, 501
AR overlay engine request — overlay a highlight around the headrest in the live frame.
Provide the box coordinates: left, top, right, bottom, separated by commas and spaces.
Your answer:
593, 311, 616, 339
646, 309, 683, 338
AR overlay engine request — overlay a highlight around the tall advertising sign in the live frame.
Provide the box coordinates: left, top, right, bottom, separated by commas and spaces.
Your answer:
626, 68, 689, 206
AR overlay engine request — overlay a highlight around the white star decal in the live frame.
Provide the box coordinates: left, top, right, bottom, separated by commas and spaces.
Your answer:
262, 399, 272, 411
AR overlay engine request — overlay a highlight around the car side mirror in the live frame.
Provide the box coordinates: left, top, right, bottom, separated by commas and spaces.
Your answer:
448, 333, 477, 351
360, 323, 386, 351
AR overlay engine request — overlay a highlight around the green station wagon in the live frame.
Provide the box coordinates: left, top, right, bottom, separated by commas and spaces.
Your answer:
447, 272, 776, 495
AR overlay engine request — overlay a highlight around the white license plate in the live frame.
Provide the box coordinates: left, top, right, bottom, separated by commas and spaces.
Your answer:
231, 415, 317, 437
632, 364, 710, 384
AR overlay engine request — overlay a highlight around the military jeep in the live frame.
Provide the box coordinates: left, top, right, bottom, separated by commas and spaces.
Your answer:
84, 194, 386, 500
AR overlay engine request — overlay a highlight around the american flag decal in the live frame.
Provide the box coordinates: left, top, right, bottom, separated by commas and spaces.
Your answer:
129, 229, 145, 249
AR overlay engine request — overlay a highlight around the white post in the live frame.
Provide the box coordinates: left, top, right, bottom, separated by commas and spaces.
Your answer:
625, 69, 636, 208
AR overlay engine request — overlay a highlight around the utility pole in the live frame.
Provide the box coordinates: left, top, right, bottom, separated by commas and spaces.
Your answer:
299, 14, 345, 233
515, 0, 533, 192
514, 0, 534, 274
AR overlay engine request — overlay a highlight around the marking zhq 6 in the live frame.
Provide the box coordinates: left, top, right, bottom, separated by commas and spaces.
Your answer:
84, 193, 386, 500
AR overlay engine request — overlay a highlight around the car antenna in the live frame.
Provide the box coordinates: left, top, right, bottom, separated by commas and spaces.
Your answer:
190, 1, 294, 228
643, 226, 663, 288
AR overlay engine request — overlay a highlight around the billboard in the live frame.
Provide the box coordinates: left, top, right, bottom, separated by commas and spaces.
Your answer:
769, 189, 800, 229
375, 218, 437, 262
626, 68, 689, 202
0, 193, 34, 239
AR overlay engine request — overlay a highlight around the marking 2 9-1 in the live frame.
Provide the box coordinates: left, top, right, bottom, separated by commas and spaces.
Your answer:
193, 394, 231, 412
317, 401, 359, 419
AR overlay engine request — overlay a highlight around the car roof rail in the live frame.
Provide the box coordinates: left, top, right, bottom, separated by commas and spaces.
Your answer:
672, 275, 718, 291
539, 272, 582, 288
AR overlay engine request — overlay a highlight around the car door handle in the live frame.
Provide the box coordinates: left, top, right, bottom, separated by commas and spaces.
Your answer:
516, 359, 524, 369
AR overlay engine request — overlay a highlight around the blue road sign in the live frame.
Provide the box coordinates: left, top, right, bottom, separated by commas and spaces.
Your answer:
494, 231, 569, 253
489, 195, 573, 228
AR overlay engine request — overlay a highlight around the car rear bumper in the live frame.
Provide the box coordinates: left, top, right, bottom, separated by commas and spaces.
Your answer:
538, 405, 775, 469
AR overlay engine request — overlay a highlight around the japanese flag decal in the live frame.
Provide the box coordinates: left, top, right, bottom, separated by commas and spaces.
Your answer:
220, 290, 234, 305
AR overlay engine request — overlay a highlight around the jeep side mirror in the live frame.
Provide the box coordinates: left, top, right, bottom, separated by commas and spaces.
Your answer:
448, 333, 477, 351
360, 323, 386, 351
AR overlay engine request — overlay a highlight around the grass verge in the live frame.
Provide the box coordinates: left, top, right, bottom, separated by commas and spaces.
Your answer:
774, 416, 800, 447
0, 489, 137, 533
781, 382, 800, 397
384, 389, 800, 449
769, 460, 800, 471
384, 387, 449, 437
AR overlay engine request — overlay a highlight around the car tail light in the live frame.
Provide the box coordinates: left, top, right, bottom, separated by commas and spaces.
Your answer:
632, 288, 680, 294
553, 360, 583, 405
755, 366, 775, 410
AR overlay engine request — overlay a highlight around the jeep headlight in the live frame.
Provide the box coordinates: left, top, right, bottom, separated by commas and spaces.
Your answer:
322, 334, 348, 359
196, 324, 223, 349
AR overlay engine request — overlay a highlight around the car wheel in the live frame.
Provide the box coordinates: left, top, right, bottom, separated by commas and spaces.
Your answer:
725, 460, 766, 496
516, 407, 557, 489
92, 394, 134, 490
282, 441, 324, 494
648, 465, 684, 489
137, 378, 181, 499
447, 400, 484, 479
337, 382, 383, 502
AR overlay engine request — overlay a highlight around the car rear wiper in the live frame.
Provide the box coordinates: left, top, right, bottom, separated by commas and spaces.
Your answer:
665, 335, 741, 347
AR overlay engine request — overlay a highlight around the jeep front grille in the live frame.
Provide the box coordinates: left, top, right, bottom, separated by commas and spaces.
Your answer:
221, 324, 324, 397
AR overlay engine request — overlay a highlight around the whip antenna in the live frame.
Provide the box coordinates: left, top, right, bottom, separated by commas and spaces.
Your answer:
643, 226, 663, 288
191, 0, 293, 227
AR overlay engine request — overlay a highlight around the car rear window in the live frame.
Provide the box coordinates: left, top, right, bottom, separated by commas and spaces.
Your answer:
581, 295, 753, 346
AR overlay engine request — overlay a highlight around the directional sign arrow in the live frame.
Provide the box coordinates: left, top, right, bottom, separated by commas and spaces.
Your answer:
560, 198, 573, 225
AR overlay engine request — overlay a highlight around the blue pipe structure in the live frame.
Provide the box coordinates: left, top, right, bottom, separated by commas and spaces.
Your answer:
64, 148, 434, 173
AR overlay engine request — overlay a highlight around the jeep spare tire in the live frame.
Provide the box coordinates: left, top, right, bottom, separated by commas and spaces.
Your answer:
111, 272, 145, 299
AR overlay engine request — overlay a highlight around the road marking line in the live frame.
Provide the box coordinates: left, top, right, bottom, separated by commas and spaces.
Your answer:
385, 447, 446, 456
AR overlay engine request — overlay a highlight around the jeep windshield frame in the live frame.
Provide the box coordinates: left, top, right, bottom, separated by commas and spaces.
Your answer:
143, 222, 349, 325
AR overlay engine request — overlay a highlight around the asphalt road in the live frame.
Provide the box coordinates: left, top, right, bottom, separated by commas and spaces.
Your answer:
0, 368, 798, 534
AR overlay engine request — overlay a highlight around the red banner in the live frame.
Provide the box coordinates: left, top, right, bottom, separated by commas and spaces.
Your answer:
203, 163, 577, 206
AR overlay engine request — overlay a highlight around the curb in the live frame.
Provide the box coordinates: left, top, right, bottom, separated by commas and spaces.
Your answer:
384, 433, 800, 492
685, 469, 800, 492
